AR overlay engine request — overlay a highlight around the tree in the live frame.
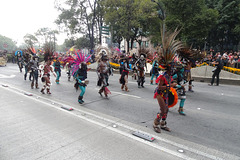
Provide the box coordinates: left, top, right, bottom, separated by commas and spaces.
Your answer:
0, 34, 17, 51
161, 0, 218, 49
205, 0, 219, 9
103, 0, 155, 52
64, 36, 91, 49
95, 0, 105, 44
35, 28, 59, 50
76, 37, 91, 49
208, 0, 240, 51
55, 0, 101, 50
23, 34, 38, 48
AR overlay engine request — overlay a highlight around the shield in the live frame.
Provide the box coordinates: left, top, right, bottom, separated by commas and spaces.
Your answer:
15, 50, 23, 56
168, 87, 178, 108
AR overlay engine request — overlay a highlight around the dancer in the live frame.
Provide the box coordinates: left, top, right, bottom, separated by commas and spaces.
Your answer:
23, 51, 32, 81
153, 65, 177, 132
16, 51, 23, 72
178, 48, 204, 90
53, 57, 61, 84
119, 57, 131, 91
130, 53, 138, 80
29, 55, 39, 89
63, 54, 75, 81
70, 51, 91, 103
39, 47, 56, 94
135, 54, 147, 88
97, 54, 111, 98
185, 60, 194, 92
150, 57, 160, 85
172, 66, 186, 115
66, 62, 72, 81
73, 62, 88, 104
153, 28, 182, 133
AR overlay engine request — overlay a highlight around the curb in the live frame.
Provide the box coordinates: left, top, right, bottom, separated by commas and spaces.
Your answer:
192, 77, 240, 86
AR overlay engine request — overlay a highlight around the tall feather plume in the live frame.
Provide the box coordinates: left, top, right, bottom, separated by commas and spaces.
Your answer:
159, 27, 183, 66
43, 43, 54, 62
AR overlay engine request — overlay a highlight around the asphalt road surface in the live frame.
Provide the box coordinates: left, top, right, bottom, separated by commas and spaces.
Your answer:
0, 63, 240, 160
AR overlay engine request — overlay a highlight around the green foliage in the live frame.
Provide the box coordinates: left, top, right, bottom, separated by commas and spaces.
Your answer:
207, 0, 240, 51
0, 34, 17, 51
103, 0, 155, 51
24, 34, 38, 48
63, 36, 91, 49
162, 0, 218, 48
55, 0, 100, 50
75, 37, 91, 49
54, 0, 240, 51
34, 28, 58, 49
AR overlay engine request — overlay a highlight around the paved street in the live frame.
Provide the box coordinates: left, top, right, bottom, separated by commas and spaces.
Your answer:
0, 63, 240, 160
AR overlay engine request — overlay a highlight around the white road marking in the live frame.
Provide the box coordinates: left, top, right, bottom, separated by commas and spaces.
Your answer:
0, 74, 16, 79
111, 91, 141, 99
128, 81, 151, 86
94, 88, 141, 99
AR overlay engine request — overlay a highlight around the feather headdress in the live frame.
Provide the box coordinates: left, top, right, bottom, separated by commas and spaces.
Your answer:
138, 48, 150, 59
70, 51, 91, 75
62, 55, 75, 67
95, 46, 110, 62
43, 43, 54, 62
159, 28, 183, 68
178, 48, 205, 63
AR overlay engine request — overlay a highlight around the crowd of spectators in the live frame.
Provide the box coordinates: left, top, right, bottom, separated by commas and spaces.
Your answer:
203, 51, 240, 68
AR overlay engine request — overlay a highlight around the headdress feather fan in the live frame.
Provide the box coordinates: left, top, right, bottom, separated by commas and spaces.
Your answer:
178, 48, 205, 62
138, 48, 150, 58
70, 50, 91, 76
43, 44, 55, 62
95, 46, 110, 62
159, 28, 183, 66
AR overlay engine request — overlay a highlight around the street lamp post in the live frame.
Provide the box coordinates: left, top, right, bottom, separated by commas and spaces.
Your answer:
151, 0, 166, 39
151, 0, 166, 21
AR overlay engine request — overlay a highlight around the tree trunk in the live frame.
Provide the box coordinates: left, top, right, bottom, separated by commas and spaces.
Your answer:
118, 41, 121, 49
130, 38, 134, 50
91, 24, 95, 50
127, 39, 130, 53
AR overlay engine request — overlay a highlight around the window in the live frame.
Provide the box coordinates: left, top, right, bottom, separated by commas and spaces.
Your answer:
146, 41, 149, 48
133, 42, 137, 48
129, 42, 132, 48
